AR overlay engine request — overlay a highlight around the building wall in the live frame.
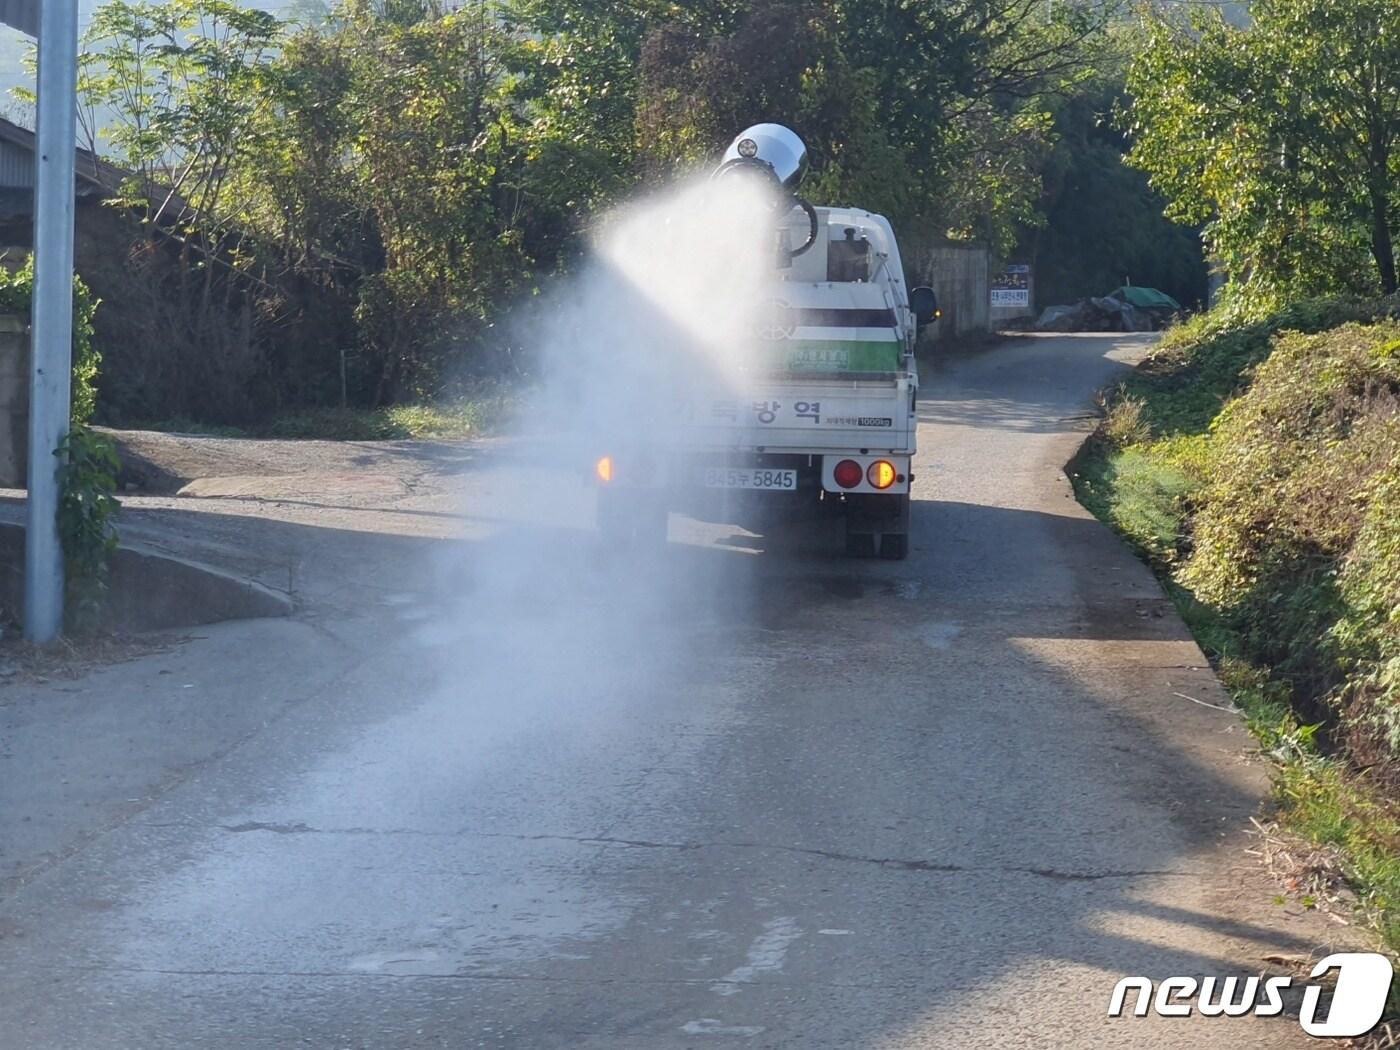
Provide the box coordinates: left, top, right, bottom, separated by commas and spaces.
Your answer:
0, 0, 41, 37
0, 315, 26, 486
0, 137, 33, 189
914, 243, 990, 338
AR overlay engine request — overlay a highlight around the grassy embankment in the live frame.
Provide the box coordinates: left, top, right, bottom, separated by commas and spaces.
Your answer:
1072, 297, 1400, 952
138, 391, 516, 441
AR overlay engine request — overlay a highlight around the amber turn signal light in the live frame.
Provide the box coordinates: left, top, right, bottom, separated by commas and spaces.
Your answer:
867, 460, 897, 489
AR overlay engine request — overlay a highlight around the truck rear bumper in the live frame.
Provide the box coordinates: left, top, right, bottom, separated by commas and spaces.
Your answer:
594, 449, 911, 526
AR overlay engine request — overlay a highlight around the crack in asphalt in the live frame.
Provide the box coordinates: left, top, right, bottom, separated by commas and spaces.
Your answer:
40, 963, 899, 988
142, 821, 1200, 882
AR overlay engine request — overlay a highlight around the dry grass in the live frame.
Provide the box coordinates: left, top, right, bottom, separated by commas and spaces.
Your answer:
1248, 815, 1358, 926
0, 631, 179, 688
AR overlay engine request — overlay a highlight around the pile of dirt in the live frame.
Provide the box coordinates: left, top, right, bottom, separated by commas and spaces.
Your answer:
1035, 286, 1181, 333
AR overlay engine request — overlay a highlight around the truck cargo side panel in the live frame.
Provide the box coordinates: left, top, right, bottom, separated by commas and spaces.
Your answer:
679, 379, 914, 454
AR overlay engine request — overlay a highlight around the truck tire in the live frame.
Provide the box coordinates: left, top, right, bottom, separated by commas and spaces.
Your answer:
844, 530, 876, 558
878, 532, 908, 560
879, 491, 911, 560
597, 490, 668, 549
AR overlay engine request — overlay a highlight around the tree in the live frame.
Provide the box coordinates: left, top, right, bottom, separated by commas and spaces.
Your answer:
1018, 51, 1208, 307
825, 0, 1112, 252
69, 0, 1134, 422
1124, 0, 1400, 308
78, 0, 549, 413
341, 3, 532, 399
71, 1, 284, 422
584, 0, 1112, 256
239, 2, 537, 402
282, 0, 333, 27
78, 0, 282, 262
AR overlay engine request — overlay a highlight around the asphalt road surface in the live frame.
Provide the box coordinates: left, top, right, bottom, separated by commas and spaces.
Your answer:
0, 334, 1353, 1048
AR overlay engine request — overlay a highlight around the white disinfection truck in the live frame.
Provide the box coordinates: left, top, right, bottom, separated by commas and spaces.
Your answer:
595, 124, 938, 559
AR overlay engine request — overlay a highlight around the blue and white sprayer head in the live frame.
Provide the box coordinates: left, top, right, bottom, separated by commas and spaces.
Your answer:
714, 124, 809, 193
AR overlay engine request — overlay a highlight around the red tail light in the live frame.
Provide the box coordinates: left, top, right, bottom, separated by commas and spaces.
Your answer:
833, 459, 863, 489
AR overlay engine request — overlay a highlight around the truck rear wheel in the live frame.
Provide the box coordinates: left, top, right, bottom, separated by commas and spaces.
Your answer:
844, 530, 877, 558
878, 532, 908, 560
597, 490, 669, 549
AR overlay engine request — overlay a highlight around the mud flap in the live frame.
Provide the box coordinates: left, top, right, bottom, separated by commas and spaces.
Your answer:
844, 492, 910, 560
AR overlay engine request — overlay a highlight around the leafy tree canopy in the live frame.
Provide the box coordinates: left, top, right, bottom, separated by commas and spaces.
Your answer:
1124, 0, 1400, 311
69, 0, 1186, 418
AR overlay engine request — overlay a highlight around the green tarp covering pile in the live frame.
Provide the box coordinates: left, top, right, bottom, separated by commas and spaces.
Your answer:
1109, 286, 1182, 311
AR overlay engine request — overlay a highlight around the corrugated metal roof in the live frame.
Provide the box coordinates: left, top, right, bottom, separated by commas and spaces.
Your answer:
0, 138, 34, 188
0, 1, 38, 37
0, 118, 116, 194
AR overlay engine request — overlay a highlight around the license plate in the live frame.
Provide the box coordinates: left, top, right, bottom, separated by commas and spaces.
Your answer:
703, 467, 797, 491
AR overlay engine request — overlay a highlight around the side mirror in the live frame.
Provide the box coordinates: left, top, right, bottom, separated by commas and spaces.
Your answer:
909, 286, 940, 326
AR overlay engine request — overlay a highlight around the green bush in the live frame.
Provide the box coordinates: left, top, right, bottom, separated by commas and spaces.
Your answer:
1098, 447, 1197, 560
1181, 322, 1400, 591
0, 258, 116, 634
1074, 296, 1400, 959
1180, 323, 1400, 706
1095, 310, 1400, 758
55, 425, 120, 631
261, 396, 512, 441
1333, 468, 1400, 764
1124, 296, 1400, 440
0, 256, 101, 425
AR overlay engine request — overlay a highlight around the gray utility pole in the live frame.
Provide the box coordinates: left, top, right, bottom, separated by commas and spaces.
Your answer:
24, 0, 80, 643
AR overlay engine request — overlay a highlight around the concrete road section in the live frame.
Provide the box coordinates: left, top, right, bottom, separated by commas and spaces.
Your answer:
0, 334, 1356, 1048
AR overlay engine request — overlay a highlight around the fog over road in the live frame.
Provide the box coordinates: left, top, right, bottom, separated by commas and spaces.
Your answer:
0, 334, 1348, 1048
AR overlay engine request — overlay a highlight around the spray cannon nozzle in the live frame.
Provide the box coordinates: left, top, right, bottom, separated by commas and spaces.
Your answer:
713, 124, 818, 265
713, 123, 809, 193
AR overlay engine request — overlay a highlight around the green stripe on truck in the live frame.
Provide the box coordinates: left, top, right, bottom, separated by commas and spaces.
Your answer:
753, 337, 902, 373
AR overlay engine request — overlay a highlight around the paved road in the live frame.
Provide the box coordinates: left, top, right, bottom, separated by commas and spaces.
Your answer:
0, 334, 1350, 1048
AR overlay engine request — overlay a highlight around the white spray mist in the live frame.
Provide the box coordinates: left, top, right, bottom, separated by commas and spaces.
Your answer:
437, 173, 787, 731
107, 177, 796, 984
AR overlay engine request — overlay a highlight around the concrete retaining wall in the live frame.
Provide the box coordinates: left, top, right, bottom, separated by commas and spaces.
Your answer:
0, 522, 293, 631
0, 315, 24, 486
